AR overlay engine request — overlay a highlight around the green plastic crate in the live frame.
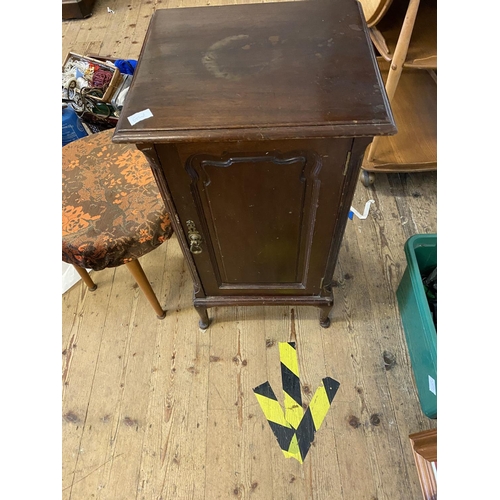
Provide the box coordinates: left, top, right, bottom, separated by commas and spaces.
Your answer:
396, 234, 437, 419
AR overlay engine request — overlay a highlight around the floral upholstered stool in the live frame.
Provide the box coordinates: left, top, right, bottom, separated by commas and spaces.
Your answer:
62, 128, 173, 318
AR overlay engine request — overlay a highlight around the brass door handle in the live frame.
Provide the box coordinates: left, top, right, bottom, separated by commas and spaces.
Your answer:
186, 220, 203, 254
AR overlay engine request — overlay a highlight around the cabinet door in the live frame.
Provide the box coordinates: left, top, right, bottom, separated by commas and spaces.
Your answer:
156, 139, 352, 297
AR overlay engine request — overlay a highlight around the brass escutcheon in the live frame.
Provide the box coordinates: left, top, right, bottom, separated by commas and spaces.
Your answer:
186, 220, 203, 254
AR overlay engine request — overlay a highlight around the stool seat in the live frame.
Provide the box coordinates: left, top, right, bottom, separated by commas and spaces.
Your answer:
62, 128, 173, 271
62, 127, 173, 318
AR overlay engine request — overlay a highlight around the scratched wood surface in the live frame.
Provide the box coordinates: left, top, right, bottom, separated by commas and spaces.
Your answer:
62, 1, 437, 498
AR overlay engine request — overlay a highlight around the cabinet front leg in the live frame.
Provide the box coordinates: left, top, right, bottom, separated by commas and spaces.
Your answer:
319, 282, 334, 328
195, 305, 210, 329
319, 303, 333, 328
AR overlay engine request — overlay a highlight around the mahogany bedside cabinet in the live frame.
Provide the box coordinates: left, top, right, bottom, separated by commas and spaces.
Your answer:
112, 0, 396, 328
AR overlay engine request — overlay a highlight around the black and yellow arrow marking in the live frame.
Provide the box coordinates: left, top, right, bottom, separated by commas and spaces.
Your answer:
279, 342, 303, 430
253, 342, 340, 463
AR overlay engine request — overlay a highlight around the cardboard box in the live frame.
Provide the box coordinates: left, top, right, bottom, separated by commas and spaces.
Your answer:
62, 52, 121, 103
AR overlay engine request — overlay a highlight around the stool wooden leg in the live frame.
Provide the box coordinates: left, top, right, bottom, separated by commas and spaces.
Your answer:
125, 259, 166, 319
73, 265, 97, 291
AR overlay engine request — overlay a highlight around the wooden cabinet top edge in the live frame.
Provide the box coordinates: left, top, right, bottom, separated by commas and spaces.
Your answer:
112, 120, 397, 144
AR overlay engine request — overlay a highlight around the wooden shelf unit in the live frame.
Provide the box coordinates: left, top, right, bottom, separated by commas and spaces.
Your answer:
370, 0, 437, 69
362, 62, 436, 173
360, 0, 437, 184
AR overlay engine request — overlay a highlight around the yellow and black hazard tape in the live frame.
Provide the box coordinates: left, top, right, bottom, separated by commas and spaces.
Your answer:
253, 342, 340, 463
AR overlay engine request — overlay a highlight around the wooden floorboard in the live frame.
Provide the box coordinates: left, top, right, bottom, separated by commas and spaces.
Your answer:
62, 1, 437, 498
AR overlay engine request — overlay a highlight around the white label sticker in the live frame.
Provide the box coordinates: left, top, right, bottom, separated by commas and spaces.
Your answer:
428, 375, 436, 395
127, 108, 153, 126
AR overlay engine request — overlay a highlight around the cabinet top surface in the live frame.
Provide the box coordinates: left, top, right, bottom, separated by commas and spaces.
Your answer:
113, 0, 396, 143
